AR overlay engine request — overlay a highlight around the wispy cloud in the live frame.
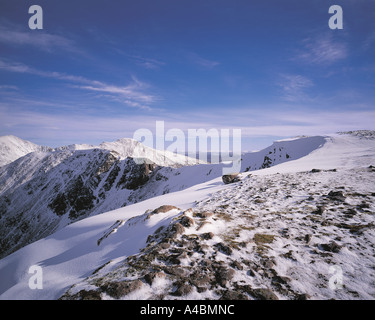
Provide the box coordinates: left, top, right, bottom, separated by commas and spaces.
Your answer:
297, 34, 347, 65
278, 74, 314, 102
0, 85, 19, 91
188, 52, 220, 68
0, 23, 80, 54
128, 55, 166, 70
0, 59, 99, 84
2, 101, 375, 150
0, 59, 159, 110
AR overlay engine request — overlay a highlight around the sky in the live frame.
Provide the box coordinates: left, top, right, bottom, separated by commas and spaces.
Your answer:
0, 0, 374, 152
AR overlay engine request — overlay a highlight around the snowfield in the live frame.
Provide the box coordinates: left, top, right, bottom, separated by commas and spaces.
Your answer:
0, 131, 374, 300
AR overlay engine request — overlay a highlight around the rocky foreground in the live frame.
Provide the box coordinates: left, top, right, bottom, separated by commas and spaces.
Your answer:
61, 165, 375, 300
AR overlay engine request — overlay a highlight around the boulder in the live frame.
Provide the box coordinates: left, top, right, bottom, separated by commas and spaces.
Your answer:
144, 271, 166, 285
222, 173, 241, 184
215, 267, 235, 287
172, 282, 193, 296
101, 279, 143, 299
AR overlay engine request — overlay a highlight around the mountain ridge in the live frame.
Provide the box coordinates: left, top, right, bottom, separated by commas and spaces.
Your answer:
0, 134, 327, 259
0, 131, 374, 300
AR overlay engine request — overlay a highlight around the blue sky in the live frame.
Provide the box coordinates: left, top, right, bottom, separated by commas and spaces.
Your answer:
0, 0, 374, 151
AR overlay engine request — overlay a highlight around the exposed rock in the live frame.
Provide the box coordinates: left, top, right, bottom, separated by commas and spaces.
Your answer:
215, 267, 235, 287
101, 279, 143, 299
320, 241, 342, 253
169, 222, 185, 238
163, 266, 187, 277
200, 259, 212, 268
327, 190, 346, 202
220, 290, 249, 300
172, 282, 193, 296
214, 242, 233, 255
189, 272, 211, 292
335, 222, 374, 235
261, 155, 273, 169
248, 268, 256, 277
271, 275, 291, 286
222, 174, 241, 184
49, 175, 96, 219
194, 211, 214, 219
344, 208, 357, 216
152, 205, 180, 214
167, 253, 185, 265
260, 258, 276, 269
144, 271, 166, 285
49, 193, 68, 216
230, 261, 244, 270
179, 215, 195, 228
296, 293, 311, 300
159, 242, 171, 250
200, 232, 214, 240
249, 288, 279, 300
117, 158, 157, 190
312, 205, 326, 215
304, 234, 312, 244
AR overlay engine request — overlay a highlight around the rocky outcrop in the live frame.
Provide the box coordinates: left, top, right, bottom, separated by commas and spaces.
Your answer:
61, 205, 284, 300
117, 158, 157, 190
222, 173, 241, 184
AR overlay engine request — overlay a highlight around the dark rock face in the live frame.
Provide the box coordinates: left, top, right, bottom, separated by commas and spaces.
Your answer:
48, 157, 158, 219
67, 176, 96, 219
0, 147, 163, 259
49, 175, 96, 220
117, 158, 156, 190
261, 155, 273, 169
49, 193, 68, 216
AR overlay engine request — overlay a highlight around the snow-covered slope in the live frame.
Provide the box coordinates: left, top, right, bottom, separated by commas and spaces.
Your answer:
0, 135, 52, 167
0, 131, 374, 300
99, 138, 195, 167
0, 135, 326, 259
56, 138, 195, 167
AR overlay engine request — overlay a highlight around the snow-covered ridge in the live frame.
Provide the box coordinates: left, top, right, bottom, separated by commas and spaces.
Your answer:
0, 135, 196, 168
338, 130, 375, 140
55, 137, 197, 167
0, 135, 52, 167
0, 134, 328, 260
0, 132, 374, 300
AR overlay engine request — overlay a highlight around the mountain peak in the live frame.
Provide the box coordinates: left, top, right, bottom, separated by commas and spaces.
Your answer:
0, 135, 51, 167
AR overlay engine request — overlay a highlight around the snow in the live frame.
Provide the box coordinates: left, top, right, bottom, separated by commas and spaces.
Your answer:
0, 131, 374, 300
0, 135, 197, 169
0, 135, 52, 167
0, 174, 227, 299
